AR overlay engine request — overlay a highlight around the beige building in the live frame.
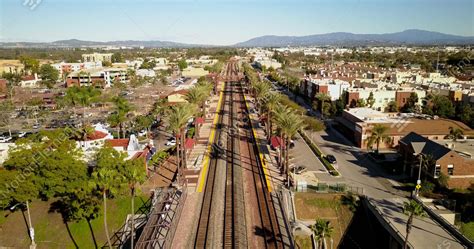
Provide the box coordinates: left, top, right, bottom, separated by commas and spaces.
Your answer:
82, 53, 113, 63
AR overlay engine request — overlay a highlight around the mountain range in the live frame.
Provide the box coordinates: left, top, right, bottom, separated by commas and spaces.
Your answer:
1, 29, 473, 48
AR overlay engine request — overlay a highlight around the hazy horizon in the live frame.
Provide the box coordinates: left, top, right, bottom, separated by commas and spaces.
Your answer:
1, 0, 473, 45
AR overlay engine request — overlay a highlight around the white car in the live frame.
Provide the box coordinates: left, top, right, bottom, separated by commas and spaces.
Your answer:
166, 139, 176, 146
18, 132, 27, 138
138, 130, 147, 137
0, 136, 12, 143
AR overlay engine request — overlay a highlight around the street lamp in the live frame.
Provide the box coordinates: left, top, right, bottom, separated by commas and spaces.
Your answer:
411, 142, 426, 197
10, 201, 36, 248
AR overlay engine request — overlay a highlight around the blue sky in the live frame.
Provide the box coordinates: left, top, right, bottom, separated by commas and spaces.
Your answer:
1, 0, 473, 45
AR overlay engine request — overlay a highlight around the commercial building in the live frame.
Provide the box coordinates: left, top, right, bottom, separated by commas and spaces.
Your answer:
66, 68, 128, 88
399, 132, 474, 189
336, 107, 474, 150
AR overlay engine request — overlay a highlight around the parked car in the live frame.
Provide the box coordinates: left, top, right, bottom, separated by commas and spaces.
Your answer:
138, 130, 147, 137
290, 165, 307, 175
326, 154, 337, 168
0, 136, 12, 143
18, 132, 27, 138
166, 139, 176, 146
32, 123, 40, 129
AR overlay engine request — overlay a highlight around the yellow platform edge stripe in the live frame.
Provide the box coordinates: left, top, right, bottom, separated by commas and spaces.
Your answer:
242, 94, 273, 192
197, 82, 225, 192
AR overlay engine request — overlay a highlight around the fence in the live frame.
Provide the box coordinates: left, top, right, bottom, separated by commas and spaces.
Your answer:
295, 182, 364, 195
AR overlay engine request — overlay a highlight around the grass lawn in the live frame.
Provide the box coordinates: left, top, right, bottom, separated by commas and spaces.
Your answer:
461, 222, 474, 241
294, 193, 355, 248
0, 194, 149, 249
295, 235, 312, 249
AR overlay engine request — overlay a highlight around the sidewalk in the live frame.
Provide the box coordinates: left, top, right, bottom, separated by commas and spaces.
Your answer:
185, 82, 224, 190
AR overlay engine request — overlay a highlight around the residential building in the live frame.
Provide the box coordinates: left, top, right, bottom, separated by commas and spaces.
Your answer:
399, 132, 474, 189
19, 74, 41, 88
82, 53, 113, 63
300, 78, 350, 101
164, 89, 189, 104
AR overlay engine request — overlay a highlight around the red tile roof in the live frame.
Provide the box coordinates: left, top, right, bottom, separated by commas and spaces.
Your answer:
22, 75, 35, 81
105, 139, 129, 148
86, 130, 108, 141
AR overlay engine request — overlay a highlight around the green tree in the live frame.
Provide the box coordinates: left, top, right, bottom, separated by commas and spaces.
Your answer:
263, 92, 282, 138
273, 105, 306, 186
314, 93, 331, 119
4, 129, 88, 199
310, 219, 334, 249
111, 52, 125, 63
401, 92, 419, 113
366, 124, 391, 154
446, 126, 464, 142
39, 64, 59, 88
424, 94, 455, 118
19, 56, 40, 75
2, 71, 22, 100
177, 59, 188, 71
403, 200, 425, 249
134, 115, 153, 138
108, 96, 132, 139
386, 101, 398, 112
166, 103, 195, 182
366, 92, 375, 108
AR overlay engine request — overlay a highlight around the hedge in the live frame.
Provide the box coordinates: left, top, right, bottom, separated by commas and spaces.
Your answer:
299, 130, 340, 176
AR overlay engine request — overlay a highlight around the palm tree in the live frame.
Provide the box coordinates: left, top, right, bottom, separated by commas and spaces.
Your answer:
108, 96, 132, 139
447, 126, 464, 142
310, 219, 334, 249
366, 124, 391, 154
262, 92, 281, 139
251, 81, 271, 112
314, 93, 331, 119
166, 103, 195, 184
124, 159, 146, 249
274, 106, 306, 186
272, 104, 291, 169
92, 168, 123, 248
403, 200, 425, 249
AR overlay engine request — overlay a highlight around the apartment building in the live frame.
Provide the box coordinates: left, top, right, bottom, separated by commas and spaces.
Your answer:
66, 68, 128, 88
82, 53, 113, 63
52, 61, 102, 78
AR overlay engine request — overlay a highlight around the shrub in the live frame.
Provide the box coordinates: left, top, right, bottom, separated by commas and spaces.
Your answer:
303, 116, 325, 132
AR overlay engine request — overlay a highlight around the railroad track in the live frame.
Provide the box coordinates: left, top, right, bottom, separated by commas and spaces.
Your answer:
235, 81, 283, 249
195, 60, 281, 248
194, 81, 228, 248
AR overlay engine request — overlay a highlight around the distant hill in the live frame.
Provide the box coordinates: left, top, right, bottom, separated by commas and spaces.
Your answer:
1, 29, 473, 48
0, 39, 209, 48
234, 29, 474, 47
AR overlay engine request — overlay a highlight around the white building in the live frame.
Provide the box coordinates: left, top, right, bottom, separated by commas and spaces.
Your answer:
52, 61, 102, 78
82, 53, 113, 63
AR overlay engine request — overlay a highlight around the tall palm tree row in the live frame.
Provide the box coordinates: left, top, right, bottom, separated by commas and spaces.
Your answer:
262, 92, 282, 139
166, 103, 196, 185
273, 104, 306, 186
108, 96, 132, 139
